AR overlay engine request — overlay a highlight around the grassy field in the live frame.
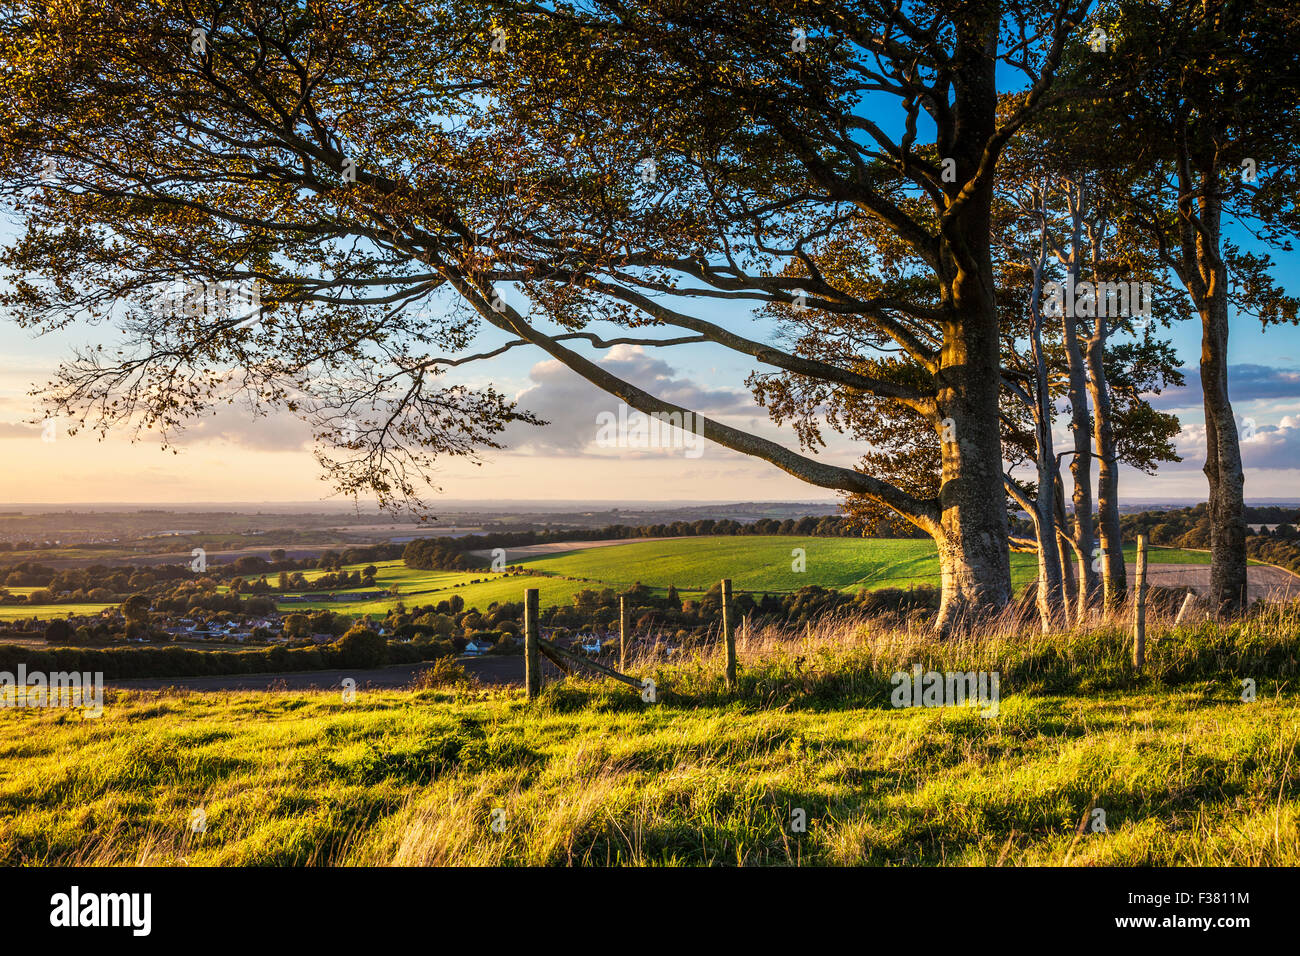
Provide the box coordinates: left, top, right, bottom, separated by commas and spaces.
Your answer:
0, 537, 1220, 621
1, 608, 1296, 866
276, 538, 1214, 616
0, 603, 116, 622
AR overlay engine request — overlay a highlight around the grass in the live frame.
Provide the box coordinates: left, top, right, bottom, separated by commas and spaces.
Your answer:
524, 536, 952, 592
2, 602, 1297, 866
0, 536, 1231, 622
490, 537, 1214, 596
275, 538, 1217, 616
0, 603, 116, 622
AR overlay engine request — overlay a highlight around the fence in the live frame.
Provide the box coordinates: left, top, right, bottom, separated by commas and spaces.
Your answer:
513, 542, 1286, 697
521, 578, 744, 700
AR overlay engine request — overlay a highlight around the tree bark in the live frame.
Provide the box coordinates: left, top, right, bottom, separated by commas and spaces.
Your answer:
1086, 326, 1126, 613
1028, 243, 1064, 628
1061, 310, 1100, 618
912, 22, 1013, 637
1180, 169, 1248, 614
932, 260, 1013, 635
1199, 269, 1248, 613
1054, 466, 1080, 625
1030, 485, 1064, 630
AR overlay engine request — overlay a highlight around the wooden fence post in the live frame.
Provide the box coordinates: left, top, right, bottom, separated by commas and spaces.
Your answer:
1133, 535, 1147, 670
1174, 590, 1195, 626
618, 595, 629, 672
524, 587, 540, 700
721, 578, 736, 690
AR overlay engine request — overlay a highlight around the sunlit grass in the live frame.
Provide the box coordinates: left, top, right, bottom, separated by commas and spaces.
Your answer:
0, 603, 116, 622
2, 604, 1296, 866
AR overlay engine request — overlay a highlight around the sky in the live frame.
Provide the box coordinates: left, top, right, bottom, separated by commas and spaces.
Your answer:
3, 253, 1299, 507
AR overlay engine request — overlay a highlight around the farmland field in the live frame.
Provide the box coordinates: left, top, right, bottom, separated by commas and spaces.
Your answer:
275, 537, 1215, 616
0, 536, 1222, 621
0, 602, 116, 622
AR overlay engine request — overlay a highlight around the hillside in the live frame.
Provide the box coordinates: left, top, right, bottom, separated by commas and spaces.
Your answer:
3, 613, 1296, 866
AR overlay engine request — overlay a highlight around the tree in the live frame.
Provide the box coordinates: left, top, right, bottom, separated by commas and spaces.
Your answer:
1089, 0, 1300, 612
43, 617, 71, 644
994, 136, 1185, 621
335, 626, 388, 668
119, 593, 151, 635
0, 0, 1119, 634
490, 2, 1094, 632
282, 613, 310, 640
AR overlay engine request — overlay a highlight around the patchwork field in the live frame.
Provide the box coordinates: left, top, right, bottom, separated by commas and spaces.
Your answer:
1, 537, 1221, 620
275, 537, 1214, 616
0, 603, 116, 622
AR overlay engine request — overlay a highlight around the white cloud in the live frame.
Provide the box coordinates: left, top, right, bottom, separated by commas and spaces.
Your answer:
500, 345, 755, 455
168, 401, 315, 452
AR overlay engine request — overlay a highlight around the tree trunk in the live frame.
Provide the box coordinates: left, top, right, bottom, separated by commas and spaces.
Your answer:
1032, 498, 1064, 629
1029, 253, 1063, 629
930, 78, 1013, 636
1086, 330, 1126, 613
1182, 175, 1247, 614
932, 283, 1012, 634
1200, 283, 1248, 613
1059, 243, 1100, 617
1054, 467, 1079, 625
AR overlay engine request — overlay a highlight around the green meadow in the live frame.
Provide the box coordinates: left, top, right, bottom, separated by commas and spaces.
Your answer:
0, 603, 117, 622
1, 610, 1296, 866
277, 537, 1212, 616
0, 537, 1216, 621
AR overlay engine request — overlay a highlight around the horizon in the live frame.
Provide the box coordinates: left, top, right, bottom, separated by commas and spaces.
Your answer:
4, 496, 1300, 513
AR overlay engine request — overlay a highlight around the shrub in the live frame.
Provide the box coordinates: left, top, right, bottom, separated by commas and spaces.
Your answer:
410, 657, 469, 689
334, 627, 388, 668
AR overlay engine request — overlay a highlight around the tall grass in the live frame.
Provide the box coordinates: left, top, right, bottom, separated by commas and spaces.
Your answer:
1, 604, 1297, 866
596, 598, 1300, 710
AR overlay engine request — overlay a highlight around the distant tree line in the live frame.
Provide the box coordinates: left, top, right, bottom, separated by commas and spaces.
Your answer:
0, 543, 401, 605
1118, 504, 1300, 577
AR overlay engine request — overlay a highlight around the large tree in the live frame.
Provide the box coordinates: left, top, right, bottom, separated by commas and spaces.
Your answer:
463, 0, 1099, 632
2, 0, 1101, 634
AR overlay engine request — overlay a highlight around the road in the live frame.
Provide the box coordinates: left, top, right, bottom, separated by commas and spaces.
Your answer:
103, 653, 558, 692
1128, 562, 1300, 602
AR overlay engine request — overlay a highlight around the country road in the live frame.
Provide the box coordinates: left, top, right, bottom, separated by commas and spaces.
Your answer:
1129, 563, 1300, 602
104, 653, 551, 692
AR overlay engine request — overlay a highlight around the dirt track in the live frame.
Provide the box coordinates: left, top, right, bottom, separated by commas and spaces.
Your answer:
1129, 563, 1300, 602
103, 653, 549, 692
